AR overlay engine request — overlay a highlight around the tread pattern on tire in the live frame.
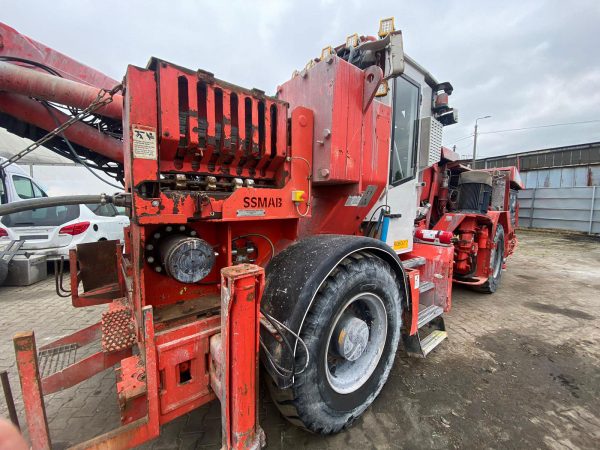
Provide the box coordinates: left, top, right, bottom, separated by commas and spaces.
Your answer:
266, 251, 401, 434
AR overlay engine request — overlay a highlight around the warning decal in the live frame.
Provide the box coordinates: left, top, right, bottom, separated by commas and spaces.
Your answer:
132, 125, 157, 160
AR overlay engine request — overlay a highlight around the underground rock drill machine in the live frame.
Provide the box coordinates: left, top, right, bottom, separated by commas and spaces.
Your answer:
0, 18, 521, 449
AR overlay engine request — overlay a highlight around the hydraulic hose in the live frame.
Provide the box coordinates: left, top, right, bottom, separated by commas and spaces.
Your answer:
0, 194, 115, 216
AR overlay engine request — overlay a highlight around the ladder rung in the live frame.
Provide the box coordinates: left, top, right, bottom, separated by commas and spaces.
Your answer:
417, 304, 444, 328
419, 281, 435, 294
420, 330, 447, 356
402, 257, 426, 269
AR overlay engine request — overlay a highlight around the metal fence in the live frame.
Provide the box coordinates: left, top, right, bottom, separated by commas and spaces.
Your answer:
518, 187, 599, 234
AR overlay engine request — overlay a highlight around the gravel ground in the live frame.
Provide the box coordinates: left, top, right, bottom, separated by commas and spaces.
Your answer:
1, 229, 599, 449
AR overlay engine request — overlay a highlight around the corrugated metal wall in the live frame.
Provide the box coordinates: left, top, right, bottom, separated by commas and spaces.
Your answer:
520, 166, 600, 188
475, 142, 600, 171
518, 187, 599, 234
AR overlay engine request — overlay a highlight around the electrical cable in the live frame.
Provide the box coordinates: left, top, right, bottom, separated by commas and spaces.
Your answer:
258, 309, 311, 387
290, 156, 311, 217
259, 313, 296, 384
44, 103, 124, 190
232, 233, 276, 261
0, 56, 62, 77
261, 310, 310, 374
364, 203, 390, 237
259, 339, 293, 379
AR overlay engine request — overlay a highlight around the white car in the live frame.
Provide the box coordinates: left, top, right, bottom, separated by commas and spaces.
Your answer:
0, 202, 129, 261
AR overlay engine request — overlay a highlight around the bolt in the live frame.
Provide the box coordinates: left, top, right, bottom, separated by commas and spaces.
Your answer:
151, 200, 160, 207
319, 168, 330, 178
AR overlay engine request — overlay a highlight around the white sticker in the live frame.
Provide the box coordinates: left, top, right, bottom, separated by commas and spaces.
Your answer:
414, 274, 420, 290
132, 125, 157, 160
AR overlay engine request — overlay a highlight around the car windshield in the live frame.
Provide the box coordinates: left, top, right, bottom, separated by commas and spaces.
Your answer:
1, 205, 80, 227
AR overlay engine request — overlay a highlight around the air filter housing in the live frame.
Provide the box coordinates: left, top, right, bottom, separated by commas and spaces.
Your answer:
457, 170, 493, 214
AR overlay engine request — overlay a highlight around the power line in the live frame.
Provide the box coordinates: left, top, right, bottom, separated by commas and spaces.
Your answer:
478, 119, 600, 135
449, 134, 474, 145
447, 119, 600, 146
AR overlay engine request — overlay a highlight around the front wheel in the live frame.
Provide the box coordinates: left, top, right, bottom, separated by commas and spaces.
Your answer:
476, 224, 505, 294
267, 252, 402, 434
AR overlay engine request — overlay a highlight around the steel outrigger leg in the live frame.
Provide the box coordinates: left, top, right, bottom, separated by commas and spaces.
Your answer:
210, 264, 266, 449
13, 331, 51, 450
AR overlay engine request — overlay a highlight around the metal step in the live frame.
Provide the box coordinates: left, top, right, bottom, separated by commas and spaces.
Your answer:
417, 304, 444, 329
419, 330, 448, 357
402, 257, 426, 269
419, 281, 435, 294
38, 343, 78, 378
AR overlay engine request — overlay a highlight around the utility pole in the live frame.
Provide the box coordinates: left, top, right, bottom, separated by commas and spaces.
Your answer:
472, 115, 491, 168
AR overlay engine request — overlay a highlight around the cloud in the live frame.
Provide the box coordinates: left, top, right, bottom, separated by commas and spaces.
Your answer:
2, 0, 599, 171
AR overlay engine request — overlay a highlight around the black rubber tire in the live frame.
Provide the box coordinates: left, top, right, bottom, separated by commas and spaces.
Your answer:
0, 260, 8, 285
475, 224, 505, 294
266, 252, 402, 434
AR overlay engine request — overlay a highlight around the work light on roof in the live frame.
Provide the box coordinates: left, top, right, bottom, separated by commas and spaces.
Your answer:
305, 59, 316, 70
345, 33, 359, 48
378, 17, 395, 37
320, 46, 334, 60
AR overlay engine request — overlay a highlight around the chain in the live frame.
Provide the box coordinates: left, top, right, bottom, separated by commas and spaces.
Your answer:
0, 84, 123, 170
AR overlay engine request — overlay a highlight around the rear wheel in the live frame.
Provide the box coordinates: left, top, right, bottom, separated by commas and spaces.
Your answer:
476, 224, 504, 294
267, 253, 402, 434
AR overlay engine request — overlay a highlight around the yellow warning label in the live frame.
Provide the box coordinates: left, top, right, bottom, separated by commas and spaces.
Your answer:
393, 239, 409, 250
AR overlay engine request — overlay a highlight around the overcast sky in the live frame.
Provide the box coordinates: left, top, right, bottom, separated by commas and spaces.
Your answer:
2, 0, 600, 193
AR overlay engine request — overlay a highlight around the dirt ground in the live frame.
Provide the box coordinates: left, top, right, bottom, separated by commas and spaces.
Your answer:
1, 229, 599, 449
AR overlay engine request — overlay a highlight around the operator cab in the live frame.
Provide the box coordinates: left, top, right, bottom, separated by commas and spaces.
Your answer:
334, 18, 458, 254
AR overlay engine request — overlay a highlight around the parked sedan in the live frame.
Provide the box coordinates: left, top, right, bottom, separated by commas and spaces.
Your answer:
0, 203, 129, 260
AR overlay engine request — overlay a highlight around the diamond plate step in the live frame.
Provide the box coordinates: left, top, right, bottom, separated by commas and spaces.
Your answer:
102, 303, 136, 353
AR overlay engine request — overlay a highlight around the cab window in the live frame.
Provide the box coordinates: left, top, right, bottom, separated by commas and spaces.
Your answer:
390, 76, 420, 185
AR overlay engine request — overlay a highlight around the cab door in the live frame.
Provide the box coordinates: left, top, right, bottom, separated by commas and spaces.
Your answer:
383, 75, 421, 254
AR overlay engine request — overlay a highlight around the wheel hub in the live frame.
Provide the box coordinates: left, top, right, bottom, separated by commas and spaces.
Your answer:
324, 292, 388, 394
334, 316, 369, 361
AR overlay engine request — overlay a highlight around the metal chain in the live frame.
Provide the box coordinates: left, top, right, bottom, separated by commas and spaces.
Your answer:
0, 84, 123, 170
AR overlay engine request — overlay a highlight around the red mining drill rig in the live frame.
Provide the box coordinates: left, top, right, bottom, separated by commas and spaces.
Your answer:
0, 18, 522, 449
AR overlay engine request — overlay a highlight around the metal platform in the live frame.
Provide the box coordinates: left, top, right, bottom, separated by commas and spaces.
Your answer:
37, 343, 78, 378
101, 304, 136, 353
